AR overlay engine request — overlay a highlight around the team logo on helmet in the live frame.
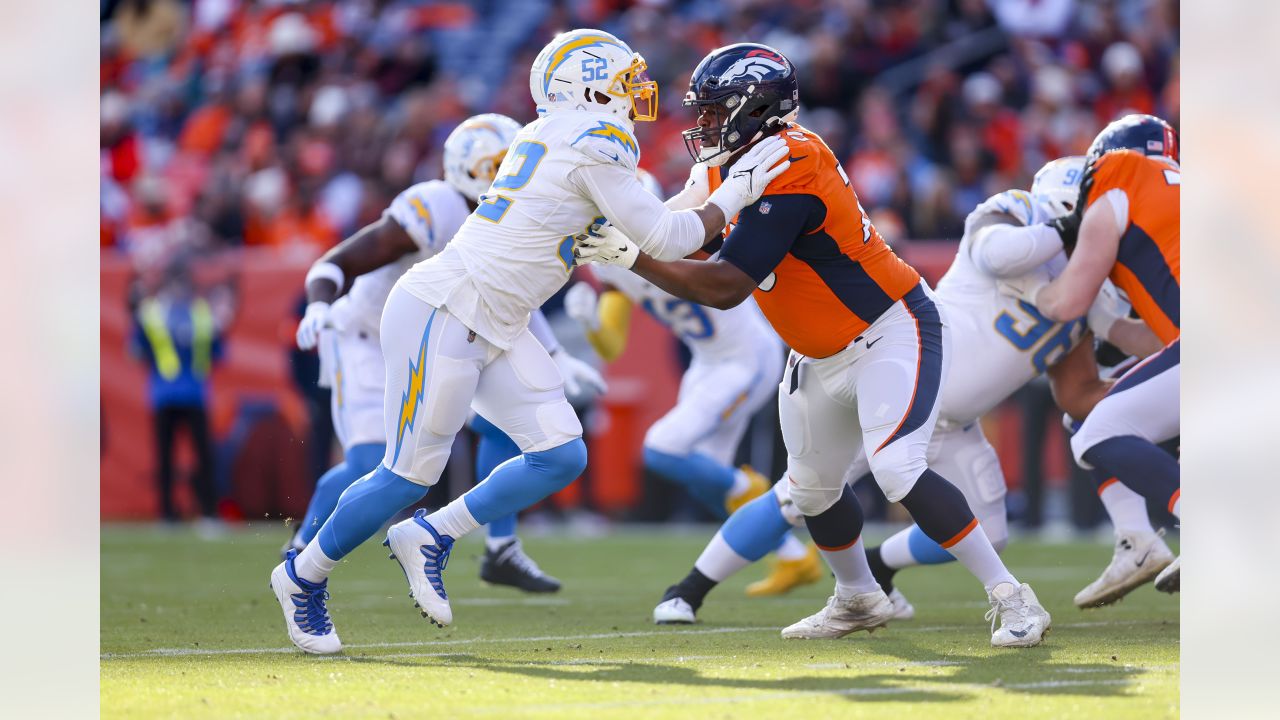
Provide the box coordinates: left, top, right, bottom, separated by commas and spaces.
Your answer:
719, 50, 788, 85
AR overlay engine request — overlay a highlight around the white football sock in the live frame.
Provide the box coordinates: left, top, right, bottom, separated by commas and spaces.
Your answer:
424, 498, 481, 540
878, 526, 917, 570
775, 533, 808, 561
820, 537, 881, 596
693, 532, 751, 582
944, 522, 1017, 592
293, 542, 338, 585
1098, 479, 1155, 536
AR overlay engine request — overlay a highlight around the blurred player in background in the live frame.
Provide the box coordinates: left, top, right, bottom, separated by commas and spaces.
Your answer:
651, 156, 1158, 623
566, 170, 817, 596
271, 29, 790, 654
283, 114, 600, 593
578, 43, 1050, 647
1001, 113, 1182, 595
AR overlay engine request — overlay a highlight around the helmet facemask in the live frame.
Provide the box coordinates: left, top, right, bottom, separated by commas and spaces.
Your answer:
607, 55, 658, 122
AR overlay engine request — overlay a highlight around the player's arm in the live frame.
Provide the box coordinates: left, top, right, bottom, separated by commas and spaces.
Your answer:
969, 217, 1066, 278
631, 192, 816, 310
304, 217, 419, 304
1085, 280, 1163, 358
1046, 332, 1113, 422
1030, 193, 1124, 321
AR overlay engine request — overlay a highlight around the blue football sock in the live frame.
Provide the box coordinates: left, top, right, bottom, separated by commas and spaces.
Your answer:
463, 439, 587, 525
906, 524, 957, 565
643, 447, 736, 516
316, 464, 428, 560
298, 443, 384, 545
720, 489, 792, 562
1082, 435, 1180, 512
472, 415, 522, 539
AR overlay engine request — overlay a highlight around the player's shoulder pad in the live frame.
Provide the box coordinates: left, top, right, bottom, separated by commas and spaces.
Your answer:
567, 115, 640, 170
386, 180, 457, 251
758, 126, 826, 194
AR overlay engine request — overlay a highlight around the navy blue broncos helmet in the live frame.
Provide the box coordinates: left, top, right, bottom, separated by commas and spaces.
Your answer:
682, 43, 800, 166
1088, 113, 1179, 163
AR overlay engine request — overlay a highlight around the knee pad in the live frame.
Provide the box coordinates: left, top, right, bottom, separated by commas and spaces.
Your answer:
867, 442, 929, 503
787, 478, 846, 518
643, 417, 694, 457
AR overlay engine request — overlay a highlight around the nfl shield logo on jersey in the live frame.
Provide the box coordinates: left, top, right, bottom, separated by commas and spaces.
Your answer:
759, 201, 772, 215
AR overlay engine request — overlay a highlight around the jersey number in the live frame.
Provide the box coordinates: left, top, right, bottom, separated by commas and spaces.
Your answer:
994, 300, 1083, 373
476, 141, 547, 223
581, 57, 608, 82
642, 298, 714, 341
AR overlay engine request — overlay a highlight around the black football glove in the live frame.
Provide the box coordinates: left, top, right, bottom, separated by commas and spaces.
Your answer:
1054, 159, 1097, 255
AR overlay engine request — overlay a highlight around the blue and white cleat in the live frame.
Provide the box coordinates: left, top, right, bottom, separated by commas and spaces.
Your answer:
269, 550, 341, 654
384, 509, 455, 627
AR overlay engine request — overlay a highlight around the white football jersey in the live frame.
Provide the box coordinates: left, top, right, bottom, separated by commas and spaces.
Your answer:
590, 263, 779, 363
397, 111, 647, 349
934, 189, 1086, 426
330, 180, 469, 336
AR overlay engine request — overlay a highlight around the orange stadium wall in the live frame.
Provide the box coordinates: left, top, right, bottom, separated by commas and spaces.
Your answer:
100, 242, 1066, 521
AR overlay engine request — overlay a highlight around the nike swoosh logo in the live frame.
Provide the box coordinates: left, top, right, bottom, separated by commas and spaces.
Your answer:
865, 337, 883, 349
1134, 550, 1151, 568
787, 155, 808, 163
601, 150, 620, 162
1009, 629, 1029, 638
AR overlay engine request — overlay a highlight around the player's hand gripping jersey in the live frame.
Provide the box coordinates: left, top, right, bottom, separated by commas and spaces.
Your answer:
1082, 150, 1180, 344
708, 126, 921, 357
399, 112, 704, 348
328, 181, 470, 337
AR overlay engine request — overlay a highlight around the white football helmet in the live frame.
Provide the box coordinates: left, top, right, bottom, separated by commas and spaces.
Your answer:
529, 29, 657, 125
1031, 155, 1087, 220
443, 113, 522, 204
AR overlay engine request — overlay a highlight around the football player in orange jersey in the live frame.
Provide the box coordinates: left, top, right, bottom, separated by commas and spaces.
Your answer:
576, 44, 1050, 647
1000, 114, 1181, 593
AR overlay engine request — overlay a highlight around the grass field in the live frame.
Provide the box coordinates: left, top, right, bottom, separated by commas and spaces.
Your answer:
101, 524, 1179, 719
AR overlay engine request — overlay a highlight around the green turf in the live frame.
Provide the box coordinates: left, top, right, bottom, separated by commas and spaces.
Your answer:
101, 524, 1179, 719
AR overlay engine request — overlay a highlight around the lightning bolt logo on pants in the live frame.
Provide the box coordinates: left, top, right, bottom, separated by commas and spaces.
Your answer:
393, 309, 437, 464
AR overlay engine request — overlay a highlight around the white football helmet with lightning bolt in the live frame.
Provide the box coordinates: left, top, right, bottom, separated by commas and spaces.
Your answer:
529, 29, 657, 126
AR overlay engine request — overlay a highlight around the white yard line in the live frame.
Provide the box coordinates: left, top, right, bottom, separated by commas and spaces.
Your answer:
102, 619, 1174, 660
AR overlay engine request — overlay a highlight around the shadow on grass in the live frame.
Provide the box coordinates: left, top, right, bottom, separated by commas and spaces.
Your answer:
340, 634, 1145, 707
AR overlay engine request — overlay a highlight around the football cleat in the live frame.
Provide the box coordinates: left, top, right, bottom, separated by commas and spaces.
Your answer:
653, 597, 698, 625
745, 544, 822, 596
986, 582, 1051, 648
1154, 556, 1180, 593
480, 538, 561, 593
888, 588, 916, 620
384, 509, 455, 627
269, 550, 341, 655
280, 531, 306, 561
726, 465, 770, 515
781, 588, 894, 639
1074, 531, 1174, 608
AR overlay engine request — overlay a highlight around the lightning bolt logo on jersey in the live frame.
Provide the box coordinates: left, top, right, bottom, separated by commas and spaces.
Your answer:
392, 310, 437, 464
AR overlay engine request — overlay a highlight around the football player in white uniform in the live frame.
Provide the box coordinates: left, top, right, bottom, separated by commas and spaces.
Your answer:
650, 157, 1160, 624
565, 172, 818, 593
270, 28, 791, 653
282, 114, 600, 595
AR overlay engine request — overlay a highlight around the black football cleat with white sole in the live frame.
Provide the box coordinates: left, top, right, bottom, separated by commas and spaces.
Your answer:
480, 539, 561, 593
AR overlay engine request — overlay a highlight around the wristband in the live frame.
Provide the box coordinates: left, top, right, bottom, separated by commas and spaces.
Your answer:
306, 261, 345, 291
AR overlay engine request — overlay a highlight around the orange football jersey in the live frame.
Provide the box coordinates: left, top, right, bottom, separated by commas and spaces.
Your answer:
1085, 150, 1180, 344
711, 125, 920, 358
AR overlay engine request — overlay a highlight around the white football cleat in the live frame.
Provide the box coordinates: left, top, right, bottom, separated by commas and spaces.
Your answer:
1074, 531, 1174, 608
653, 597, 697, 625
1154, 556, 1180, 593
986, 582, 1051, 648
781, 588, 894, 639
270, 551, 341, 655
888, 588, 916, 620
384, 509, 455, 627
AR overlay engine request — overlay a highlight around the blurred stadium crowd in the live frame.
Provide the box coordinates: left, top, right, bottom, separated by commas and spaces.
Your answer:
101, 0, 1178, 266
100, 0, 1178, 530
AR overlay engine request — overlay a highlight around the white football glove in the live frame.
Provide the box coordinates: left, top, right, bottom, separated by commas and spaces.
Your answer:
551, 348, 607, 396
996, 267, 1053, 309
564, 282, 601, 331
296, 301, 332, 350
706, 135, 792, 219
573, 225, 639, 269
1086, 280, 1129, 342
682, 161, 712, 205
